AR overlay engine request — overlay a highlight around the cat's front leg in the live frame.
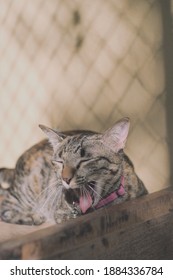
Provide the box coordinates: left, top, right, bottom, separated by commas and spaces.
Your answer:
1, 210, 45, 225
1, 194, 46, 225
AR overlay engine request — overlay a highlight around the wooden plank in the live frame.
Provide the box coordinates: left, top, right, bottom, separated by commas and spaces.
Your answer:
49, 213, 173, 259
0, 188, 173, 259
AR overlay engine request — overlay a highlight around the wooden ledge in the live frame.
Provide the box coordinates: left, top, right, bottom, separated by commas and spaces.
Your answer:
0, 187, 173, 259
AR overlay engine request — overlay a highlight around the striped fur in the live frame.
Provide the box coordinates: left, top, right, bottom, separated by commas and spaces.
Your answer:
0, 118, 147, 225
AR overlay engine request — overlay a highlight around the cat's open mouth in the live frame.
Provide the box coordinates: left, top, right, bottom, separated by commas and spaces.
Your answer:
65, 181, 96, 214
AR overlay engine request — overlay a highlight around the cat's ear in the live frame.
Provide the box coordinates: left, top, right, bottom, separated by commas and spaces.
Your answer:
102, 117, 130, 152
39, 124, 64, 149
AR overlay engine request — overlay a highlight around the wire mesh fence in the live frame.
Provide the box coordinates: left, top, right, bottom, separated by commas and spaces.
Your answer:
0, 0, 170, 192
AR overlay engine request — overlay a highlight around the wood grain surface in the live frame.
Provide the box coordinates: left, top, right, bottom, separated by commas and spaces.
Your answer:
0, 188, 173, 259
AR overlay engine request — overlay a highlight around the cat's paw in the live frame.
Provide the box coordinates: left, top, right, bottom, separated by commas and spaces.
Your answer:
1, 210, 45, 225
31, 214, 45, 225
1, 210, 16, 223
1, 210, 33, 225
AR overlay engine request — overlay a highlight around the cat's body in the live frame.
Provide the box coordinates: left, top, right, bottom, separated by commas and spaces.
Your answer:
0, 118, 147, 225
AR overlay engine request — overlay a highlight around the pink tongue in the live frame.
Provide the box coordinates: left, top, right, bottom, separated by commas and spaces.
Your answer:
79, 194, 92, 213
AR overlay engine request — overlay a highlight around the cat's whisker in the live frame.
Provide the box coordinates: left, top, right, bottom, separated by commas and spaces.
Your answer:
87, 184, 104, 201
36, 189, 55, 211
87, 183, 109, 222
35, 178, 58, 202
44, 183, 62, 205
93, 184, 116, 194
39, 179, 60, 201
81, 185, 91, 200
35, 181, 63, 214
37, 188, 58, 214
46, 188, 62, 218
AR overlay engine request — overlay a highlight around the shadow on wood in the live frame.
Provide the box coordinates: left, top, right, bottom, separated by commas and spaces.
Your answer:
0, 188, 173, 259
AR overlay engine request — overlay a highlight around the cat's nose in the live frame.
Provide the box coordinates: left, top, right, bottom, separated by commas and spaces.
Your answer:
62, 166, 75, 185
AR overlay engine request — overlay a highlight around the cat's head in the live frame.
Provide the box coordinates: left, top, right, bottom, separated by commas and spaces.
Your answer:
39, 117, 130, 213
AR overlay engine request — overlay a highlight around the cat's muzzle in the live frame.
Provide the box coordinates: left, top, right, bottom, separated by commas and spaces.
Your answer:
65, 181, 96, 214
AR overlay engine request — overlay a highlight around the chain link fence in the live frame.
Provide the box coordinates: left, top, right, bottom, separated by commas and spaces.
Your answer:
0, 0, 170, 193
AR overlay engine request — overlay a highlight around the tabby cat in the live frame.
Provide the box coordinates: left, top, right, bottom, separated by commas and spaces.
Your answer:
0, 117, 147, 225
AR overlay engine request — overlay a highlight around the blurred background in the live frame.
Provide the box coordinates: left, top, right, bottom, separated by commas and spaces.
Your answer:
0, 0, 171, 193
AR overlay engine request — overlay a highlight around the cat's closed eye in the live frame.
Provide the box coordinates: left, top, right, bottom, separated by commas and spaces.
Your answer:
80, 148, 85, 157
51, 160, 63, 166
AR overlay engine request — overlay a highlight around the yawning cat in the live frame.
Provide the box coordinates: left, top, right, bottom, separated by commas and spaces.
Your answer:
0, 117, 147, 225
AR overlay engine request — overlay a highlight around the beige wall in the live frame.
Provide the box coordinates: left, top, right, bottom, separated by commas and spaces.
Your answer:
0, 0, 170, 193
